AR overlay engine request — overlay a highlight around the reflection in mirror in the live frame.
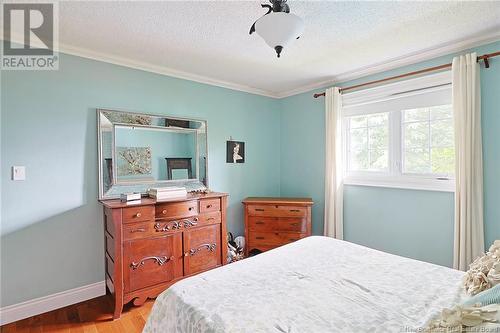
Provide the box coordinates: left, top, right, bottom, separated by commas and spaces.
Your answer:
166, 158, 193, 180
98, 109, 208, 199
114, 126, 197, 183
172, 169, 189, 180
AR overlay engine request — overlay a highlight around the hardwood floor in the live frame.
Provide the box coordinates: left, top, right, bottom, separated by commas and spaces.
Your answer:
0, 296, 154, 333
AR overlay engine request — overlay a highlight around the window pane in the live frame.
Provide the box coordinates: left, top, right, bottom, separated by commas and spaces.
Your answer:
430, 104, 453, 120
369, 149, 388, 170
347, 112, 388, 172
431, 119, 454, 147
350, 115, 367, 128
404, 121, 429, 148
350, 149, 369, 170
368, 125, 388, 150
368, 113, 388, 126
350, 128, 367, 150
404, 108, 429, 122
431, 147, 455, 174
405, 148, 431, 173
402, 104, 455, 176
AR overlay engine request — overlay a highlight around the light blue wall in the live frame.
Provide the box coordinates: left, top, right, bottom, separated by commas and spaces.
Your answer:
0, 53, 281, 306
343, 186, 454, 266
114, 127, 196, 181
279, 93, 325, 236
280, 40, 500, 267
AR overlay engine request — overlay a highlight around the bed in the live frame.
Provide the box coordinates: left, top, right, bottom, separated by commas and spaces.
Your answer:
143, 236, 465, 333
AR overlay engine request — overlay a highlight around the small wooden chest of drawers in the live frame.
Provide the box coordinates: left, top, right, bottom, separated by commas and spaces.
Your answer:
101, 192, 228, 319
243, 197, 313, 256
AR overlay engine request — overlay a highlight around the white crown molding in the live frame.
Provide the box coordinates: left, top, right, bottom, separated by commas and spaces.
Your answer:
275, 28, 500, 98
0, 281, 105, 325
3, 29, 500, 99
59, 43, 281, 98
3, 32, 280, 98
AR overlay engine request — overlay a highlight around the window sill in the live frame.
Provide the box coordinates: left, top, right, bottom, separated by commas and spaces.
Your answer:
343, 176, 455, 193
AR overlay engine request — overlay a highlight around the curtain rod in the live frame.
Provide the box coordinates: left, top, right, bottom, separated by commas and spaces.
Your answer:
313, 51, 500, 98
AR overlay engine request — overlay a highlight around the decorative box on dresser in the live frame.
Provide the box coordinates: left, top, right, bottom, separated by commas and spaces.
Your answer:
242, 197, 313, 256
100, 192, 228, 319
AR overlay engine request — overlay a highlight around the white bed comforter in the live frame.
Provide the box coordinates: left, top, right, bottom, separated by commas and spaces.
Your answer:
143, 236, 465, 333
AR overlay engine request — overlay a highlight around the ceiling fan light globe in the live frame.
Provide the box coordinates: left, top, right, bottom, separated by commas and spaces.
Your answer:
255, 12, 304, 54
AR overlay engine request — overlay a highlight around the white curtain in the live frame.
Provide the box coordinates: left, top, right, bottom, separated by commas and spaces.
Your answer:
452, 52, 485, 271
324, 87, 343, 239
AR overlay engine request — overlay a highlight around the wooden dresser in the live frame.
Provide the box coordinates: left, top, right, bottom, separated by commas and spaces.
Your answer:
100, 192, 228, 319
242, 197, 313, 256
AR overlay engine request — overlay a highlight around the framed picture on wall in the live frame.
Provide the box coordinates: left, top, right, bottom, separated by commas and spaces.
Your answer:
226, 141, 245, 164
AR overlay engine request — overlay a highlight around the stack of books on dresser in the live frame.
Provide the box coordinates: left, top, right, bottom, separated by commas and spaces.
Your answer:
148, 186, 187, 200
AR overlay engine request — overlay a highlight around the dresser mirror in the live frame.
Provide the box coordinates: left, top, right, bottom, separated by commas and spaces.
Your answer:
98, 109, 208, 199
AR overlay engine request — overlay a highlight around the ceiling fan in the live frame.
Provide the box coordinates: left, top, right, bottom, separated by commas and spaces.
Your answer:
249, 0, 304, 58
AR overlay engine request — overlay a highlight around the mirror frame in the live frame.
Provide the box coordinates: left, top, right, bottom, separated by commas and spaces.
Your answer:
97, 108, 209, 200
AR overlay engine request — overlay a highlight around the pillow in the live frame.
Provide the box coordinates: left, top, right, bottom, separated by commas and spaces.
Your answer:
463, 240, 500, 295
463, 284, 500, 306
426, 303, 500, 332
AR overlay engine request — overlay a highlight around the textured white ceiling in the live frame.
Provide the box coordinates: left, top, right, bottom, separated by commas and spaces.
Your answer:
56, 1, 500, 97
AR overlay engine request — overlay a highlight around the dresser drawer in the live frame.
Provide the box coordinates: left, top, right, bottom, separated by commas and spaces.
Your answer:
153, 216, 202, 233
247, 205, 307, 218
248, 232, 307, 246
156, 200, 198, 219
196, 211, 222, 227
123, 222, 156, 241
124, 234, 183, 292
122, 221, 177, 240
248, 217, 307, 233
122, 205, 155, 224
199, 198, 221, 213
247, 217, 278, 232
183, 224, 221, 276
247, 244, 280, 253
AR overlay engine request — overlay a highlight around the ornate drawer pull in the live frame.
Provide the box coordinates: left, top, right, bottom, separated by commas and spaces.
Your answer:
134, 212, 142, 218
183, 219, 198, 228
130, 228, 146, 233
206, 204, 212, 208
255, 221, 265, 225
207, 217, 215, 221
185, 243, 216, 256
188, 207, 195, 211
130, 255, 173, 270
256, 236, 265, 240
255, 208, 265, 212
154, 221, 181, 231
290, 223, 300, 227
289, 209, 301, 212
162, 209, 167, 215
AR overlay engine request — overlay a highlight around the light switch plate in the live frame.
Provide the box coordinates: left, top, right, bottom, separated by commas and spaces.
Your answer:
12, 166, 26, 181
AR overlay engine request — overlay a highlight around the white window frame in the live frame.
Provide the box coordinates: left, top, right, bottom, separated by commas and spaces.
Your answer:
342, 72, 455, 192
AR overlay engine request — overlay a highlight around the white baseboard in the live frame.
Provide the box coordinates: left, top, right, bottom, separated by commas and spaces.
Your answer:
0, 281, 106, 326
